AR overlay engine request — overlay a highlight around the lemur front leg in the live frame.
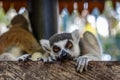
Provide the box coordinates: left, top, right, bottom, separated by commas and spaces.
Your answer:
17, 52, 51, 61
37, 39, 57, 62
17, 48, 54, 62
17, 54, 32, 61
37, 53, 57, 62
75, 31, 102, 73
75, 53, 101, 73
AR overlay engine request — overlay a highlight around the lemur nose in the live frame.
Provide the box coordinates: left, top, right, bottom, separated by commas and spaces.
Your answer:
60, 50, 68, 59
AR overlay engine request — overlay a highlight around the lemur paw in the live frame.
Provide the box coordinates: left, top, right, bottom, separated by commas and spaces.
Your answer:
17, 54, 32, 61
76, 56, 89, 73
37, 56, 56, 62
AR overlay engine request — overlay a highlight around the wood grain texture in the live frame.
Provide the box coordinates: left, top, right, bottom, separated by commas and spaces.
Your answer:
0, 61, 120, 80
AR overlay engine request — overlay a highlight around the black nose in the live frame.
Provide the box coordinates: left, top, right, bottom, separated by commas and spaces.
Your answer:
60, 50, 68, 59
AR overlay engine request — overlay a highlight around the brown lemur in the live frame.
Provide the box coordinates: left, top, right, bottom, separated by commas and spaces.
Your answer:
40, 30, 102, 73
0, 14, 48, 61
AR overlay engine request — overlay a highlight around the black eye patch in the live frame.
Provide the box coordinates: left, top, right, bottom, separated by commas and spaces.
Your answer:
53, 45, 61, 53
65, 40, 73, 49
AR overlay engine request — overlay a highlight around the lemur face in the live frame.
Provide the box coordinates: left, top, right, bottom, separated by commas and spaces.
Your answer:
51, 39, 80, 60
40, 30, 80, 60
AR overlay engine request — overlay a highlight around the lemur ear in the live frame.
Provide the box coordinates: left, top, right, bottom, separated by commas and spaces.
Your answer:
40, 39, 51, 53
71, 29, 80, 42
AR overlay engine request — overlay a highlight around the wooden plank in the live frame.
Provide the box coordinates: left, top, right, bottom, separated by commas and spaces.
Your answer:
0, 61, 120, 80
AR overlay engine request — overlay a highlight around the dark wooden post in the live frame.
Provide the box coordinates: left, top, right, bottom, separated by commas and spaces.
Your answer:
28, 0, 58, 41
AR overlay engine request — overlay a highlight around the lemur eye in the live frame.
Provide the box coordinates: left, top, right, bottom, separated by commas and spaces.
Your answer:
53, 45, 61, 53
65, 40, 73, 49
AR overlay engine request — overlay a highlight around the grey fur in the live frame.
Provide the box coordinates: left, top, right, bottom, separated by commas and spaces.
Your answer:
49, 33, 72, 46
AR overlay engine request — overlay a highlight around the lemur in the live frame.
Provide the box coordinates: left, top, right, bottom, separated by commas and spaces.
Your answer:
40, 30, 102, 73
0, 14, 46, 61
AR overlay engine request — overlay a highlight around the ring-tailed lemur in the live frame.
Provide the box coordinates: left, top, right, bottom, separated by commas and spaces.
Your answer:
40, 30, 102, 73
0, 14, 48, 61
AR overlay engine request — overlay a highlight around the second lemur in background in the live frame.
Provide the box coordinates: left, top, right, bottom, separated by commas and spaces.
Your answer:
0, 14, 47, 61
40, 30, 102, 73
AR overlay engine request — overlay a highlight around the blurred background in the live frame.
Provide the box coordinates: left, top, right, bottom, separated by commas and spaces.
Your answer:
0, 0, 120, 61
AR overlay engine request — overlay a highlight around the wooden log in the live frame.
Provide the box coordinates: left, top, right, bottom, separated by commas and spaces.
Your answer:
0, 61, 120, 80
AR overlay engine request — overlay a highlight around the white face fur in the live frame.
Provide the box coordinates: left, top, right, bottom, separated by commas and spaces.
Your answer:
40, 30, 80, 60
